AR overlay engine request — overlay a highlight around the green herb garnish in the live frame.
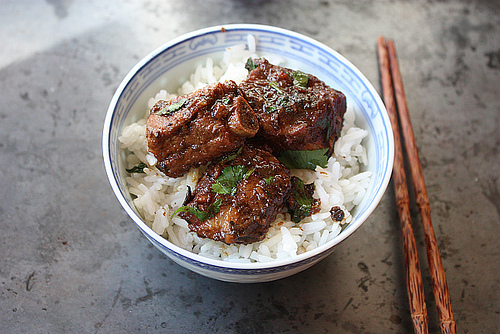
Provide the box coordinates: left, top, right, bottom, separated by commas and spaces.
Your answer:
264, 176, 275, 185
278, 97, 289, 106
269, 81, 284, 94
171, 198, 222, 221
126, 162, 147, 174
278, 148, 329, 170
244, 168, 255, 179
290, 70, 309, 88
264, 105, 276, 113
289, 178, 315, 223
155, 98, 188, 116
211, 165, 251, 196
222, 147, 243, 163
245, 57, 257, 71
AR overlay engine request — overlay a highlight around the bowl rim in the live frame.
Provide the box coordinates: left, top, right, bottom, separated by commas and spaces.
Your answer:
103, 23, 394, 271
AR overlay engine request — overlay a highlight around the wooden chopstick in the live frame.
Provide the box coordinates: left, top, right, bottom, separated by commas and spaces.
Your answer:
386, 39, 457, 334
377, 36, 429, 334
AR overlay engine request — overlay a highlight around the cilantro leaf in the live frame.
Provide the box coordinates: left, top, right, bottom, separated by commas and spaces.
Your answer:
264, 104, 276, 113
264, 176, 275, 185
278, 96, 289, 106
171, 206, 207, 221
126, 162, 147, 174
222, 147, 242, 163
171, 198, 222, 221
278, 148, 329, 170
244, 169, 255, 179
290, 70, 309, 88
288, 177, 316, 223
269, 81, 284, 94
211, 165, 249, 196
154, 98, 188, 116
245, 57, 257, 71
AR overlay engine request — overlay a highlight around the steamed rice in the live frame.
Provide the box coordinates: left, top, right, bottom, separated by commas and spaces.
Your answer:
119, 37, 371, 263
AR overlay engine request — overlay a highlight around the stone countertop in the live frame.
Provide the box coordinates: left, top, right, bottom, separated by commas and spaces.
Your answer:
1, 1, 498, 333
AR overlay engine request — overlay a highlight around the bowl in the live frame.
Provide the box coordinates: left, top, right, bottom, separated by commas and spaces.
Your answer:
103, 24, 394, 283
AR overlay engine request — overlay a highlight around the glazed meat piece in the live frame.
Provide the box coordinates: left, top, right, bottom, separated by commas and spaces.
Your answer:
239, 58, 346, 155
146, 80, 259, 177
177, 145, 292, 244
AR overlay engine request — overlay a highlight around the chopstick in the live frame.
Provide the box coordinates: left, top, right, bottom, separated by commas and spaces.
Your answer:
385, 39, 457, 334
377, 36, 429, 334
377, 36, 457, 334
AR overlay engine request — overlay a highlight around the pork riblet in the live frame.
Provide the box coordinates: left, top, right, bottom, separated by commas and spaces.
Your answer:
239, 58, 346, 155
178, 145, 292, 244
146, 80, 259, 177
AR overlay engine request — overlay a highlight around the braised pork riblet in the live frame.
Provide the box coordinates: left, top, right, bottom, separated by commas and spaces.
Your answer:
178, 145, 292, 244
239, 58, 346, 155
146, 80, 259, 177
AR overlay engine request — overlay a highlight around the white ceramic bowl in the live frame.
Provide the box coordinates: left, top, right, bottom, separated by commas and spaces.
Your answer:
103, 24, 394, 283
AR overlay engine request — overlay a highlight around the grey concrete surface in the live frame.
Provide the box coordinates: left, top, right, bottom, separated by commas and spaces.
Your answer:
1, 1, 499, 333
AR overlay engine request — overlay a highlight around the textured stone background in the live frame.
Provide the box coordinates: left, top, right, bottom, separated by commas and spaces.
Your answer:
1, 1, 498, 333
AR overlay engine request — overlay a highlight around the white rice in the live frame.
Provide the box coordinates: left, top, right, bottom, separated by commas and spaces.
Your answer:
119, 36, 371, 263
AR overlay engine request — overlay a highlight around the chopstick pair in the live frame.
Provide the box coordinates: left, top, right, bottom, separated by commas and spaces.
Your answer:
377, 37, 457, 334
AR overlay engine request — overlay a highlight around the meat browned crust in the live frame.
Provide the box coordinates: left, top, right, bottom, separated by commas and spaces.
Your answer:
239, 58, 346, 155
178, 145, 292, 244
146, 80, 259, 177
